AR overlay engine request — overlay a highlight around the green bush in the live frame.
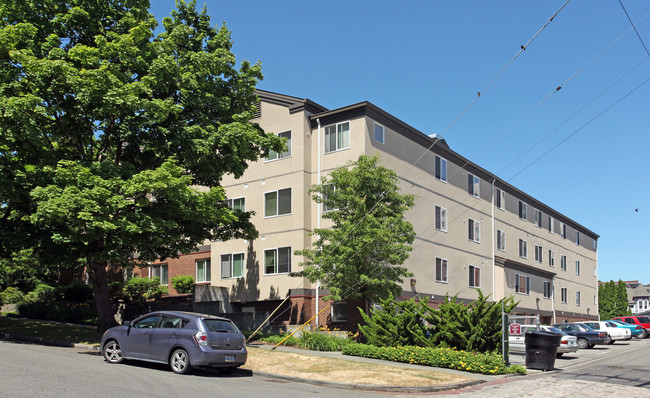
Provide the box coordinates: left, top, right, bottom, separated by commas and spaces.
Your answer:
298, 331, 354, 351
171, 276, 195, 294
24, 284, 58, 304
63, 282, 94, 302
17, 301, 97, 324
1, 287, 25, 304
342, 343, 520, 375
260, 334, 300, 347
123, 277, 163, 302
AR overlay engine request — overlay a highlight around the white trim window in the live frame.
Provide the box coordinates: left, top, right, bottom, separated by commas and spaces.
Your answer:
560, 255, 567, 271
575, 260, 581, 275
515, 274, 530, 294
435, 155, 447, 182
435, 205, 447, 232
196, 258, 211, 282
496, 188, 505, 210
561, 287, 568, 304
374, 122, 385, 144
227, 197, 245, 211
534, 209, 542, 228
322, 185, 338, 213
576, 291, 581, 306
519, 201, 527, 220
534, 245, 543, 263
266, 130, 291, 161
468, 173, 480, 197
220, 253, 244, 279
519, 239, 528, 259
435, 257, 448, 283
151, 264, 168, 285
548, 250, 555, 267
497, 230, 506, 251
468, 218, 480, 242
543, 281, 552, 299
264, 188, 291, 217
331, 302, 347, 322
324, 121, 350, 153
575, 231, 580, 246
561, 223, 567, 239
548, 216, 554, 234
264, 247, 291, 275
469, 265, 481, 288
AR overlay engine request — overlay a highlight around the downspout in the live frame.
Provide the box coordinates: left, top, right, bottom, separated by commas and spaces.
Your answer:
315, 118, 322, 329
491, 179, 496, 302
552, 275, 556, 324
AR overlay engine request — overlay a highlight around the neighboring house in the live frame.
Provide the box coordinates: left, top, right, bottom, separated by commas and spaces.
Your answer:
141, 89, 600, 330
622, 280, 650, 314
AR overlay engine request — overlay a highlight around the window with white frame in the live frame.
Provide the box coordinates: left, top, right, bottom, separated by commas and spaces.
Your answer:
264, 247, 291, 275
534, 209, 542, 227
560, 255, 567, 271
322, 185, 337, 213
593, 266, 597, 277
227, 197, 245, 211
548, 250, 555, 267
468, 218, 480, 242
548, 216, 554, 233
196, 258, 211, 282
436, 257, 448, 283
534, 245, 543, 263
515, 274, 529, 294
496, 188, 505, 210
519, 201, 527, 220
561, 287, 568, 303
331, 302, 347, 322
264, 188, 291, 217
435, 206, 447, 232
151, 264, 168, 285
575, 230, 580, 246
468, 173, 480, 197
519, 239, 528, 258
497, 230, 506, 251
324, 122, 350, 153
576, 291, 581, 306
266, 130, 291, 161
434, 155, 447, 182
544, 281, 552, 299
469, 265, 480, 288
374, 123, 385, 144
220, 253, 244, 279
575, 260, 581, 275
561, 223, 567, 238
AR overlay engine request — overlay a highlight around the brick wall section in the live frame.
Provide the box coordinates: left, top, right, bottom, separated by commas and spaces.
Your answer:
288, 295, 366, 333
132, 251, 211, 296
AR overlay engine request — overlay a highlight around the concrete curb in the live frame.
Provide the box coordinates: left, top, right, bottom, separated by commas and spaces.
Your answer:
0, 333, 100, 352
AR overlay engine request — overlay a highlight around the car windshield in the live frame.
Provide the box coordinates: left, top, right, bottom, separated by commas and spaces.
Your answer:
203, 319, 238, 333
575, 324, 591, 332
544, 326, 567, 335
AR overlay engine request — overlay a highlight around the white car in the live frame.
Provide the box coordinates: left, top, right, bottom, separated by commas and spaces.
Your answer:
583, 321, 632, 344
509, 325, 579, 357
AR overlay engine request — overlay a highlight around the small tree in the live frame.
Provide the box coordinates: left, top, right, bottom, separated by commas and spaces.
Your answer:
294, 155, 415, 303
171, 275, 195, 294
358, 294, 431, 347
124, 277, 163, 303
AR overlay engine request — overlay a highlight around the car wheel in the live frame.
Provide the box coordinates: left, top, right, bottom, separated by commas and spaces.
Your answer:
103, 340, 124, 364
605, 335, 613, 345
637, 330, 648, 339
556, 353, 563, 358
170, 348, 192, 375
577, 338, 589, 349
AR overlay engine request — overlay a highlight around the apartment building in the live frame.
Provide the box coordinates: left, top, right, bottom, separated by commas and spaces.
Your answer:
146, 89, 600, 329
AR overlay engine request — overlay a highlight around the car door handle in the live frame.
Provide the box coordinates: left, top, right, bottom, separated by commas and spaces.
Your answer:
144, 332, 151, 336
170, 332, 178, 337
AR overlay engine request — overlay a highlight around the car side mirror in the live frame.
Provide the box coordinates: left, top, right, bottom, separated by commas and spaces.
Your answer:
123, 320, 131, 327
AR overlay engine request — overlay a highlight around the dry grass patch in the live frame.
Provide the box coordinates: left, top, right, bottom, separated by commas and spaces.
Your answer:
243, 347, 472, 386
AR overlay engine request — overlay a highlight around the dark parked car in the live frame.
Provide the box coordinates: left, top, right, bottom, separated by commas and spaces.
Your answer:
613, 315, 650, 338
552, 323, 607, 349
101, 311, 247, 374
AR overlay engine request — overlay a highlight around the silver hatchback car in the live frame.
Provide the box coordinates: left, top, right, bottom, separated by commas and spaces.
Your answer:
100, 311, 247, 374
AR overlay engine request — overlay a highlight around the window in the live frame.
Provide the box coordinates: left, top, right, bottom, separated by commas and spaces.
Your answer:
151, 264, 168, 285
534, 245, 543, 263
593, 266, 597, 277
561, 287, 568, 304
324, 121, 350, 153
497, 230, 506, 251
331, 303, 347, 322
548, 250, 555, 267
266, 130, 291, 161
576, 291, 581, 306
264, 247, 291, 274
534, 209, 542, 227
264, 188, 291, 217
561, 223, 567, 239
227, 197, 245, 211
468, 219, 480, 242
543, 281, 552, 299
515, 274, 529, 294
575, 231, 580, 246
548, 216, 554, 233
519, 201, 527, 220
560, 255, 567, 271
322, 185, 337, 213
434, 155, 447, 182
519, 239, 528, 258
593, 239, 597, 250
575, 260, 580, 275
374, 123, 385, 144
436, 258, 448, 283
469, 265, 480, 288
468, 173, 480, 197
220, 253, 244, 279
435, 206, 447, 232
496, 188, 505, 210
196, 259, 211, 282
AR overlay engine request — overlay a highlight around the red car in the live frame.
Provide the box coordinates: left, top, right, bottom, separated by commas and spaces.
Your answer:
613, 315, 650, 338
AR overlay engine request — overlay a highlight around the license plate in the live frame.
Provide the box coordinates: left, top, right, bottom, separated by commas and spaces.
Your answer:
225, 355, 235, 362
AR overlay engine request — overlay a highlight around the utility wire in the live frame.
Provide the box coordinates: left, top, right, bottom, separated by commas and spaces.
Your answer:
618, 0, 650, 57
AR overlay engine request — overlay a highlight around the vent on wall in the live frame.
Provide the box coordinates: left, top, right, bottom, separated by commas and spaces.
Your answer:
253, 102, 261, 118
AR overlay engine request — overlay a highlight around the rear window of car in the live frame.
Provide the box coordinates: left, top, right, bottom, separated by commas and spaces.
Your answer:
203, 319, 239, 333
637, 316, 650, 323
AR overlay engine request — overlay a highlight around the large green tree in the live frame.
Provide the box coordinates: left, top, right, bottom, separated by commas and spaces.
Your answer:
598, 279, 631, 319
294, 155, 416, 303
0, 0, 283, 331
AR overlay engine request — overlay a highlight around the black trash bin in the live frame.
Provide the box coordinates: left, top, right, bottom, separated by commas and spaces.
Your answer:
524, 330, 561, 371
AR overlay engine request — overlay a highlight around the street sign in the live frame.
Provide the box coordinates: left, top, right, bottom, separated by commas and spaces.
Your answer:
509, 323, 522, 335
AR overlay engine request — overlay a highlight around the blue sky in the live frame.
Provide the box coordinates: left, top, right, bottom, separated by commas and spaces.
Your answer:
149, 1, 650, 284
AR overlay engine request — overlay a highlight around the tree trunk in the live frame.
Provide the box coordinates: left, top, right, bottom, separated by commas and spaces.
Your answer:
88, 259, 117, 332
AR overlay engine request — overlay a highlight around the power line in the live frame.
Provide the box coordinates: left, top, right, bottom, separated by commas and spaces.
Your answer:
618, 0, 650, 57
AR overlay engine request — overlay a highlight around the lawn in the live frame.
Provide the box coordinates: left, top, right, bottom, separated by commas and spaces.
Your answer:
0, 315, 102, 345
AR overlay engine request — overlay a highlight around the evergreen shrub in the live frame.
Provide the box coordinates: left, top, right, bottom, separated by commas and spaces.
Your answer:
123, 277, 163, 302
171, 276, 194, 294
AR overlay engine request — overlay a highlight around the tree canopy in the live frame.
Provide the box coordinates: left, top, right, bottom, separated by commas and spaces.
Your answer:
0, 0, 283, 330
294, 155, 416, 303
598, 280, 631, 320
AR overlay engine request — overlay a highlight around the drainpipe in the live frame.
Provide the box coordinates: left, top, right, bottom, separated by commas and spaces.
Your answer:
491, 179, 496, 301
315, 118, 322, 330
552, 275, 556, 324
